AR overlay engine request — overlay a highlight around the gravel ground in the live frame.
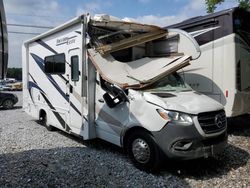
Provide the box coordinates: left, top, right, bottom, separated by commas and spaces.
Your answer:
0, 91, 249, 188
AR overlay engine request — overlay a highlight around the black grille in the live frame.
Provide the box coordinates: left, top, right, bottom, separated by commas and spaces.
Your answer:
202, 132, 227, 146
198, 110, 227, 134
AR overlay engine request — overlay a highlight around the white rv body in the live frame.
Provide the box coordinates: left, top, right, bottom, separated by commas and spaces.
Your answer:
167, 8, 250, 117
23, 15, 227, 170
182, 33, 250, 117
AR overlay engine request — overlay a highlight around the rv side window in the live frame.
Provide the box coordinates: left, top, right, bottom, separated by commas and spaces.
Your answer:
44, 53, 65, 74
71, 55, 79, 81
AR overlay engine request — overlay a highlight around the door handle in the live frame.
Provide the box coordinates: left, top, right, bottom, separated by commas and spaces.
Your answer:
98, 99, 104, 103
70, 85, 73, 93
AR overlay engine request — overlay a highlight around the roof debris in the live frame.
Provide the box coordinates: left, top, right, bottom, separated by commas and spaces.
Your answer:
87, 15, 192, 89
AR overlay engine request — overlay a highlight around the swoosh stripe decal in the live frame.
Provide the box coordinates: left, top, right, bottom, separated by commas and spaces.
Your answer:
36, 39, 58, 54
30, 53, 69, 102
40, 92, 71, 131
33, 39, 84, 118
30, 53, 82, 117
28, 73, 71, 131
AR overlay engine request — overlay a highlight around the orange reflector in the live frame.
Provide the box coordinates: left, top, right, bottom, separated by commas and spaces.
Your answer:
156, 109, 170, 121
158, 111, 169, 120
226, 90, 228, 98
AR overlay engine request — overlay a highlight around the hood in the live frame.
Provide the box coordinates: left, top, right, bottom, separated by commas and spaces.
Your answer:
143, 91, 223, 115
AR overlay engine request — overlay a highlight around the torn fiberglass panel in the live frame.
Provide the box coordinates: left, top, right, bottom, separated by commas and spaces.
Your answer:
87, 49, 191, 89
87, 16, 192, 89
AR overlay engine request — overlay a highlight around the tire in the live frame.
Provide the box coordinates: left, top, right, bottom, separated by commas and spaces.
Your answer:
2, 99, 14, 109
40, 112, 54, 131
126, 131, 161, 171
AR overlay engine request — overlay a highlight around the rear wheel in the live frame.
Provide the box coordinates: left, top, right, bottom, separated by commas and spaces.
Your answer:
2, 99, 14, 109
126, 131, 161, 171
40, 111, 54, 131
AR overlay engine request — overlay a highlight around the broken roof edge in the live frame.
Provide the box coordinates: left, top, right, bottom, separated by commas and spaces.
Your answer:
90, 14, 166, 33
96, 30, 167, 55
90, 19, 166, 33
88, 14, 168, 55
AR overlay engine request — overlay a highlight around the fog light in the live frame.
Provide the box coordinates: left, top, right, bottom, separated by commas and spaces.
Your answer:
173, 141, 193, 151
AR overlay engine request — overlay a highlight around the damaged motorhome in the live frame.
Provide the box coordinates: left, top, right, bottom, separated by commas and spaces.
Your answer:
22, 14, 227, 171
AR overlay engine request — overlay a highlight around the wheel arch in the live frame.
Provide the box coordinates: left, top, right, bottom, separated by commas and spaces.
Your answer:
3, 97, 14, 102
123, 126, 162, 171
122, 126, 153, 149
39, 108, 47, 121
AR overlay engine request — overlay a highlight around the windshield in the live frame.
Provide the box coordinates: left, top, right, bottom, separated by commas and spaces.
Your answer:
143, 73, 192, 92
233, 9, 250, 92
233, 9, 250, 46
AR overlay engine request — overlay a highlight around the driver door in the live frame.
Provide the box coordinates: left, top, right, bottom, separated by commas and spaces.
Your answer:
95, 76, 130, 145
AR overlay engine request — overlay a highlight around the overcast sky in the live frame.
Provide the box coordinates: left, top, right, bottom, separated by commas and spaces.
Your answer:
4, 0, 237, 68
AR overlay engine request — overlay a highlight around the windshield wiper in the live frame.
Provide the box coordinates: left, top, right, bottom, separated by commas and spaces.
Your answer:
148, 89, 176, 92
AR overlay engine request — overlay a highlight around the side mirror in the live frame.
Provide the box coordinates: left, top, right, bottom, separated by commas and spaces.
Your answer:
103, 93, 119, 108
103, 84, 129, 108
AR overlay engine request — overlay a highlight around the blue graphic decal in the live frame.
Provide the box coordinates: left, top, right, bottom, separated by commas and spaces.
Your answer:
28, 73, 71, 131
30, 53, 82, 117
28, 81, 44, 93
36, 39, 58, 54
30, 53, 69, 102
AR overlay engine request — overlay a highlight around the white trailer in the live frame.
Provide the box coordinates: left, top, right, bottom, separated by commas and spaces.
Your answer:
23, 14, 227, 171
167, 7, 250, 117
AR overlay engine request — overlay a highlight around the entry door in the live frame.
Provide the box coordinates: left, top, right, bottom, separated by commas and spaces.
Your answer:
68, 48, 84, 132
95, 78, 130, 145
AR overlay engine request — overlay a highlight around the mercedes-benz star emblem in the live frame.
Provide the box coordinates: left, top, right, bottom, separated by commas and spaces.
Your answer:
215, 114, 224, 128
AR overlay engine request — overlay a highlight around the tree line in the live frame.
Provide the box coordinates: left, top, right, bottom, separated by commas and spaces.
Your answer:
205, 0, 250, 13
6, 68, 22, 81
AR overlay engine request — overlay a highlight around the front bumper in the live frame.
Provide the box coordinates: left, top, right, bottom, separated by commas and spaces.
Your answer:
152, 122, 228, 160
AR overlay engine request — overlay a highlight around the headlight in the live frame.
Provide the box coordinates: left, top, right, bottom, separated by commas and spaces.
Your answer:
156, 109, 193, 125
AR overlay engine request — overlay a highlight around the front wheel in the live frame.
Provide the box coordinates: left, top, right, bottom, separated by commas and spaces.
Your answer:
126, 131, 161, 171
